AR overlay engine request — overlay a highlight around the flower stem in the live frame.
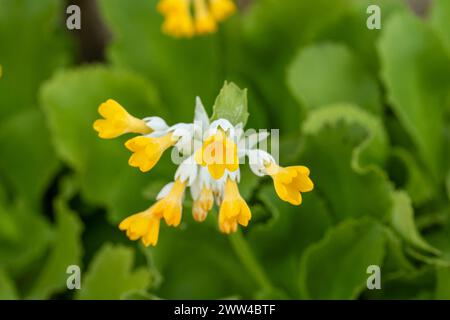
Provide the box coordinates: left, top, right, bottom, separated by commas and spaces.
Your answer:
229, 229, 273, 291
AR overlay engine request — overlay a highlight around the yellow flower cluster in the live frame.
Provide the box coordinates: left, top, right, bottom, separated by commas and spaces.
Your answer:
93, 95, 314, 247
157, 0, 236, 38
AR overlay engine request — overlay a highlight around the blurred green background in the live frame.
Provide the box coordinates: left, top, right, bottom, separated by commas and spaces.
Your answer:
0, 0, 449, 300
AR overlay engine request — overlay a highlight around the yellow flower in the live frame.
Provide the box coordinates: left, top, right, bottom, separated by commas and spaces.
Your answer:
119, 208, 162, 246
157, 0, 236, 38
194, 0, 217, 34
218, 178, 251, 234
119, 179, 186, 246
192, 187, 214, 222
210, 0, 236, 21
266, 164, 314, 206
160, 179, 186, 226
194, 130, 239, 179
93, 99, 152, 139
125, 133, 175, 172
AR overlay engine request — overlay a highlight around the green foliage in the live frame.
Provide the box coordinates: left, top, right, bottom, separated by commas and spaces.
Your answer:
76, 244, 151, 300
27, 198, 83, 299
288, 43, 381, 114
378, 12, 450, 181
390, 191, 438, 255
0, 0, 449, 300
0, 109, 59, 207
0, 0, 72, 118
299, 219, 386, 299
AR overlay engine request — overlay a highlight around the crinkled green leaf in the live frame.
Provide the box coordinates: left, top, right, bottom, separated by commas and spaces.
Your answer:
27, 198, 83, 299
0, 109, 59, 207
40, 65, 169, 223
302, 103, 388, 167
300, 104, 392, 222
247, 186, 331, 298
378, 13, 450, 181
0, 201, 51, 277
77, 244, 151, 300
288, 43, 381, 114
299, 219, 386, 299
0, 0, 72, 118
390, 190, 439, 255
211, 82, 249, 126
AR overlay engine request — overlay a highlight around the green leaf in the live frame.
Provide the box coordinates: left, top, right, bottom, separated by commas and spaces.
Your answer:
77, 244, 151, 300
425, 219, 450, 263
40, 65, 168, 223
389, 148, 435, 206
210, 82, 249, 126
248, 186, 331, 298
436, 266, 450, 299
363, 267, 435, 299
314, 0, 407, 72
390, 190, 439, 255
378, 13, 450, 181
382, 228, 415, 274
0, 268, 18, 299
237, 0, 351, 131
299, 219, 386, 299
243, 0, 348, 55
0, 201, 51, 276
300, 104, 392, 222
302, 103, 388, 167
0, 109, 59, 207
0, 0, 72, 118
430, 0, 450, 54
27, 198, 83, 299
288, 43, 381, 114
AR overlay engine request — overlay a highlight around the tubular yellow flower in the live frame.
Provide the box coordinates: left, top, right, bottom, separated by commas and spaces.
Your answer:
218, 178, 251, 234
160, 179, 186, 226
93, 99, 152, 139
157, 0, 235, 38
192, 187, 214, 222
210, 0, 236, 21
194, 0, 217, 34
194, 130, 239, 179
162, 10, 195, 38
125, 133, 175, 172
119, 179, 186, 246
157, 0, 186, 13
266, 164, 314, 206
119, 207, 162, 247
